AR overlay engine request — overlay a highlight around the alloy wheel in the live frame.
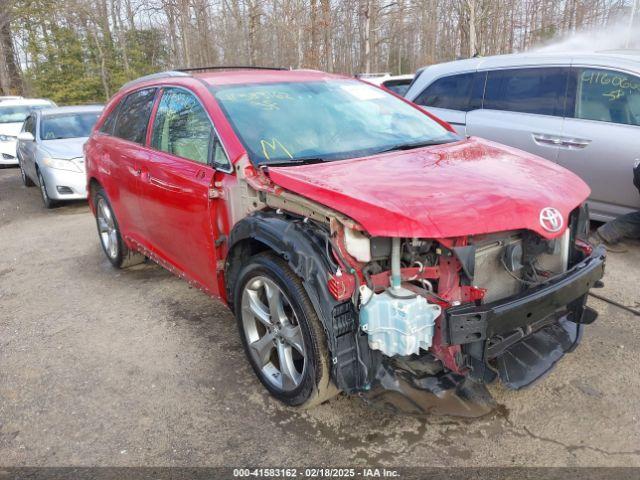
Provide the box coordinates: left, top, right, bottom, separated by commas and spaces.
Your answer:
96, 197, 119, 260
241, 276, 306, 392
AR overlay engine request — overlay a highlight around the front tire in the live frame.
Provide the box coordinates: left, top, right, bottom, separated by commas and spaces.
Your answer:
234, 252, 337, 407
93, 187, 145, 269
37, 169, 56, 208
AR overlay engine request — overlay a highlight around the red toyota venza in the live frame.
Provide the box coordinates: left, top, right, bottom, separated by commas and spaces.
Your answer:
85, 67, 605, 415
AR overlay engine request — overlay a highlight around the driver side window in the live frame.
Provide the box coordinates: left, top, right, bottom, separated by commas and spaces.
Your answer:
572, 68, 640, 126
152, 88, 222, 165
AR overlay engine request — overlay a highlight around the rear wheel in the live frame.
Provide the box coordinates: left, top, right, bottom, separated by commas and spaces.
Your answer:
37, 169, 56, 208
234, 253, 337, 407
93, 187, 145, 269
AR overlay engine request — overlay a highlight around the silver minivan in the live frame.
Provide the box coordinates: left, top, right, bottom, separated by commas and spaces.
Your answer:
405, 51, 640, 222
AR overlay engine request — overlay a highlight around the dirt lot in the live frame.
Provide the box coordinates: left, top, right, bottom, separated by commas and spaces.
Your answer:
1, 166, 639, 467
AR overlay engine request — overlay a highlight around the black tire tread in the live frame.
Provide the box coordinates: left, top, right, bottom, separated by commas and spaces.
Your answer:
235, 252, 338, 407
37, 169, 56, 209
19, 158, 35, 187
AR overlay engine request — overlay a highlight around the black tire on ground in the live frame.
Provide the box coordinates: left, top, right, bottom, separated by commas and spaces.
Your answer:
92, 186, 145, 269
37, 169, 56, 209
19, 158, 35, 187
233, 252, 338, 408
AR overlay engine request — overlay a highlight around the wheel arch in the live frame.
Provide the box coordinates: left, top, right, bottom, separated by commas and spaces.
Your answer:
88, 177, 102, 212
225, 211, 334, 313
225, 211, 363, 391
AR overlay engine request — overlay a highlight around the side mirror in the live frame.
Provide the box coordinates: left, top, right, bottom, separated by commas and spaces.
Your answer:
17, 132, 34, 142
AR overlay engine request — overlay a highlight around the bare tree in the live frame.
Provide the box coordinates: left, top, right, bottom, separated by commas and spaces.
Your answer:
0, 1, 23, 95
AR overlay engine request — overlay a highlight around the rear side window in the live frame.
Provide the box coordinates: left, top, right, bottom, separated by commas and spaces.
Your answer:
113, 88, 157, 144
414, 72, 484, 112
569, 68, 640, 126
151, 88, 215, 164
383, 80, 412, 96
99, 103, 120, 135
484, 67, 568, 116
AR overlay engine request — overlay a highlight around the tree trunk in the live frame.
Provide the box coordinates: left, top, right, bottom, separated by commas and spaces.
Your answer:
467, 0, 477, 57
0, 6, 23, 95
320, 0, 331, 70
363, 0, 371, 73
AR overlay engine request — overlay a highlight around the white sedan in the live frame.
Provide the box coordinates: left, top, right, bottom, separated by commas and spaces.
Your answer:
0, 98, 56, 165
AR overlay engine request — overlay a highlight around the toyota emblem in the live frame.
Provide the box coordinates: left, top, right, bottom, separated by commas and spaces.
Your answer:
539, 207, 564, 233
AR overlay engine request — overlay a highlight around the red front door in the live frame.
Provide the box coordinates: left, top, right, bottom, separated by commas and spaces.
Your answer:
138, 152, 217, 290
137, 86, 222, 293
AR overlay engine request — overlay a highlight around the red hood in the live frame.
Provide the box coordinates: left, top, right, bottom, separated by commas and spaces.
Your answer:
267, 137, 590, 239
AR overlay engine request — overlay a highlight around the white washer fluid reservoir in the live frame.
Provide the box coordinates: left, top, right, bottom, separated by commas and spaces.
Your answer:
359, 286, 441, 357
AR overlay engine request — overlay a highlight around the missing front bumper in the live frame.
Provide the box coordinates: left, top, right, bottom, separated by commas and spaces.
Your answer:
358, 314, 584, 417
443, 245, 606, 345
358, 246, 606, 417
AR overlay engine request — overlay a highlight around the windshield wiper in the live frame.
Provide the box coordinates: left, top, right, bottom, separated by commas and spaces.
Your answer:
263, 156, 327, 167
376, 138, 458, 154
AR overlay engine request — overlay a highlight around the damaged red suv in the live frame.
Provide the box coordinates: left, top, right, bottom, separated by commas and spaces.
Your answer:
85, 67, 605, 416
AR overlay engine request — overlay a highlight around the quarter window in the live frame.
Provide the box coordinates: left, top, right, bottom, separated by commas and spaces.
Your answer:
212, 140, 229, 170
571, 68, 640, 126
99, 103, 121, 135
484, 67, 568, 116
151, 88, 217, 165
23, 115, 36, 136
113, 88, 157, 144
414, 72, 485, 112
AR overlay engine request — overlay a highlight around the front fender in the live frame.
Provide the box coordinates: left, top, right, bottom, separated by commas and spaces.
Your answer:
226, 211, 368, 391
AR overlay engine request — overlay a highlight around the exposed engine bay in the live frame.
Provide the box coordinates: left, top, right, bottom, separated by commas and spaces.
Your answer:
351, 229, 572, 355
226, 162, 606, 417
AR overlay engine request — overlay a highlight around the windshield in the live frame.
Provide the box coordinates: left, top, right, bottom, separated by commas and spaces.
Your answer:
40, 112, 101, 140
212, 80, 458, 164
0, 104, 50, 124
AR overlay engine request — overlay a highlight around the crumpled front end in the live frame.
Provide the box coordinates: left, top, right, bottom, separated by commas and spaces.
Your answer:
233, 162, 605, 417
326, 204, 605, 417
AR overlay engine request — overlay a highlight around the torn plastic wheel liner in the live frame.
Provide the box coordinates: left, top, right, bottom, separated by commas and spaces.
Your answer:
359, 362, 496, 418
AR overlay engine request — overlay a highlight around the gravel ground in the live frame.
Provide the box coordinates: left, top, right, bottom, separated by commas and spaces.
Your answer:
1, 166, 639, 467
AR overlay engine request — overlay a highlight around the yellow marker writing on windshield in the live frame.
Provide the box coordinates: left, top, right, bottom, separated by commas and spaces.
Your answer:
260, 138, 293, 160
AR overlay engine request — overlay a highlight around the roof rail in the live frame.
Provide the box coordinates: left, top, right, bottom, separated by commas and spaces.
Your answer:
595, 48, 640, 55
356, 72, 391, 78
120, 71, 190, 91
176, 65, 288, 72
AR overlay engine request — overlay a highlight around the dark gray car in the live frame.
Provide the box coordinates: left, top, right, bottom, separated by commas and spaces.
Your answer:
406, 51, 640, 222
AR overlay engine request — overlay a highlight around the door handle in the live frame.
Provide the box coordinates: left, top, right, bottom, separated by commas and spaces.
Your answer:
131, 166, 142, 176
559, 138, 591, 149
149, 175, 184, 192
532, 133, 563, 147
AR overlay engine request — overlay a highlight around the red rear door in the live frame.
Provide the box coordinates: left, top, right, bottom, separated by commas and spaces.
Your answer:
95, 88, 158, 244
